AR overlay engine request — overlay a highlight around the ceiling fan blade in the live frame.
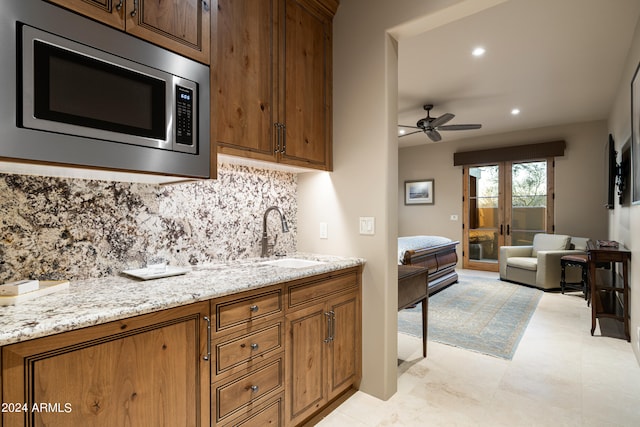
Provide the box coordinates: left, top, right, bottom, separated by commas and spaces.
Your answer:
398, 130, 423, 137
438, 124, 482, 131
398, 124, 421, 129
425, 129, 442, 142
429, 113, 455, 128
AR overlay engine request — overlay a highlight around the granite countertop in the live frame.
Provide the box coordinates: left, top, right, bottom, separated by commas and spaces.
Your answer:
0, 253, 364, 346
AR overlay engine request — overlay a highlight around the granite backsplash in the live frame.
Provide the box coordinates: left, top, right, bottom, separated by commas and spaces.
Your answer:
0, 162, 297, 282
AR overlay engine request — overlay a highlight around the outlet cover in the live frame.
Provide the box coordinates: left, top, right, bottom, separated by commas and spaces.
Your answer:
320, 222, 328, 239
359, 217, 375, 235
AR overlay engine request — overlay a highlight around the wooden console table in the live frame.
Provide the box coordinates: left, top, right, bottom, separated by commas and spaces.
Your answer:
398, 265, 429, 357
588, 240, 631, 341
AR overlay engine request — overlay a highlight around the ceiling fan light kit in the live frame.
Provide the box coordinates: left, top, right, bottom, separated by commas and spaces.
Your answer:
399, 104, 482, 142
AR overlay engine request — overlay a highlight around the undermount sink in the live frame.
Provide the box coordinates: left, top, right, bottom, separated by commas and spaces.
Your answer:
260, 258, 326, 269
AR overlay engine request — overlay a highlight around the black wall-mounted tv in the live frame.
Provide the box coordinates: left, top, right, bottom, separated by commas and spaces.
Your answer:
606, 133, 617, 209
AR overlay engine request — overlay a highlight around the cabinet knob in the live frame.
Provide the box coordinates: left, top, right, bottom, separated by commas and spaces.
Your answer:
250, 385, 259, 393
250, 343, 259, 350
249, 305, 259, 313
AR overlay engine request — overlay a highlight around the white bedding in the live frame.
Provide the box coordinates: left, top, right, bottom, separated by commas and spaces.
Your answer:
398, 235, 453, 264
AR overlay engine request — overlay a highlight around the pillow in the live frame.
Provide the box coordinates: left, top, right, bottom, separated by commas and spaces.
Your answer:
531, 234, 570, 256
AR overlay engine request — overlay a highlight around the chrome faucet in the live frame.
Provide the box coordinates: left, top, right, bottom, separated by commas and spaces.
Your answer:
261, 206, 290, 257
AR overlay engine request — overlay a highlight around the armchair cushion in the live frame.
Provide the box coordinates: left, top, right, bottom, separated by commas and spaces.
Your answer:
506, 257, 537, 271
531, 234, 571, 256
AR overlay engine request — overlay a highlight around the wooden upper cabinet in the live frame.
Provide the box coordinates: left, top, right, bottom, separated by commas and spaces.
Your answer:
214, 0, 278, 161
214, 0, 336, 171
126, 0, 211, 64
46, 0, 210, 64
47, 0, 126, 28
280, 0, 333, 169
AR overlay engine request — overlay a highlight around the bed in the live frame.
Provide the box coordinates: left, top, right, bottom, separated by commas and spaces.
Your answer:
398, 236, 460, 295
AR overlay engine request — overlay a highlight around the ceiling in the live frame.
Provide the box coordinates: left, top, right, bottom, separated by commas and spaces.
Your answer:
397, 0, 640, 148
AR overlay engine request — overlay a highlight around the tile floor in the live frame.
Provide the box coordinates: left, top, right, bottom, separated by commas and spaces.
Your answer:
317, 270, 640, 426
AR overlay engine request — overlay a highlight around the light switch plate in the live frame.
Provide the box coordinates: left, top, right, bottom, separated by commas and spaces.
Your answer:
359, 217, 375, 235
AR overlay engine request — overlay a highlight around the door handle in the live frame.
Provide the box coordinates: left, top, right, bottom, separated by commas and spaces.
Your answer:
280, 124, 286, 154
203, 316, 211, 361
324, 311, 332, 343
330, 310, 335, 341
274, 123, 281, 153
507, 225, 510, 235
500, 224, 503, 235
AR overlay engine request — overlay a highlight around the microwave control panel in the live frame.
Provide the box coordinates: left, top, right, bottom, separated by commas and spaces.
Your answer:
175, 85, 194, 146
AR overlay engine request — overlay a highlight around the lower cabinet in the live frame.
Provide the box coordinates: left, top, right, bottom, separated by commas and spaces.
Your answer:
284, 268, 362, 426
1, 302, 210, 427
0, 266, 362, 427
210, 266, 362, 427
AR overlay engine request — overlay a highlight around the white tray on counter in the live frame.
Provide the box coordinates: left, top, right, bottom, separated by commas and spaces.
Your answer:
122, 266, 189, 281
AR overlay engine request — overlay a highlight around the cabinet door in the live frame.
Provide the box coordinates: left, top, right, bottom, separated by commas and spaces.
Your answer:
284, 302, 328, 426
214, 0, 278, 161
2, 302, 210, 427
280, 0, 333, 170
327, 290, 360, 401
125, 0, 211, 64
47, 0, 126, 29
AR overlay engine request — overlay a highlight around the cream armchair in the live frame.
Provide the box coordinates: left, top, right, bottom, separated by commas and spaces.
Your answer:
499, 234, 589, 290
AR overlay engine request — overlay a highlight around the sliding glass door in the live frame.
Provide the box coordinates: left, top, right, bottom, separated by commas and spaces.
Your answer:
463, 159, 554, 271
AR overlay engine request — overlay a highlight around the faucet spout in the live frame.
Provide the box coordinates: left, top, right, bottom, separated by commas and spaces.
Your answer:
261, 206, 289, 257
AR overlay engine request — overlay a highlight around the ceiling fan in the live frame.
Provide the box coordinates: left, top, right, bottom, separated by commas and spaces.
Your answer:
398, 104, 482, 142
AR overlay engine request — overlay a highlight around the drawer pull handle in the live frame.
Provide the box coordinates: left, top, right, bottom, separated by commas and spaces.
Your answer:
249, 305, 259, 313
250, 343, 259, 350
250, 385, 259, 393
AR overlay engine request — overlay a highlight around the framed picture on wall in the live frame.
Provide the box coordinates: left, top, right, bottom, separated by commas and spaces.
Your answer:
405, 179, 434, 205
632, 61, 640, 204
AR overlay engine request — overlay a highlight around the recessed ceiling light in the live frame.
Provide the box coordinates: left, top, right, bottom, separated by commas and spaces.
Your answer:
472, 47, 486, 57
511, 108, 521, 115
398, 128, 406, 135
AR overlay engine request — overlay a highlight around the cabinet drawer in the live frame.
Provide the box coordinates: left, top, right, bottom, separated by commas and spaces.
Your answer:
214, 358, 283, 422
287, 270, 358, 309
213, 287, 283, 333
221, 393, 283, 427
215, 323, 283, 376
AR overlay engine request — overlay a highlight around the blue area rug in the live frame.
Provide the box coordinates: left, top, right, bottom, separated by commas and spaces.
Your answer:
398, 276, 542, 360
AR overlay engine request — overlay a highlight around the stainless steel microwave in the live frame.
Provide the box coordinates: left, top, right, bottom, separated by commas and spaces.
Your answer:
0, 0, 210, 179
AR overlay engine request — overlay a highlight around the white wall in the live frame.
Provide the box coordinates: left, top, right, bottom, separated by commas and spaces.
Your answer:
297, 0, 509, 400
608, 14, 640, 363
399, 120, 610, 246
